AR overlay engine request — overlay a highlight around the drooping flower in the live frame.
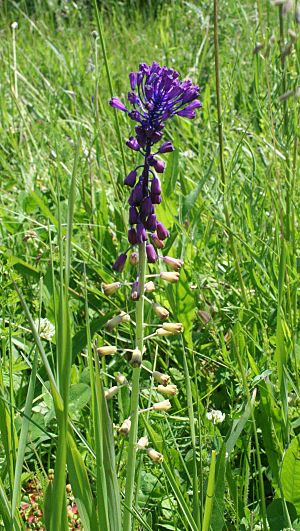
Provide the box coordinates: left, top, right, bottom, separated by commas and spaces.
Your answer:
109, 62, 201, 268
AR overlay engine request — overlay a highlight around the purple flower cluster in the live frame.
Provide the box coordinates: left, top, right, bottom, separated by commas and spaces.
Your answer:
110, 62, 201, 272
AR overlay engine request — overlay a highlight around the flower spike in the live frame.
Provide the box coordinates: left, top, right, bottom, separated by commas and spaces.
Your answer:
109, 62, 201, 267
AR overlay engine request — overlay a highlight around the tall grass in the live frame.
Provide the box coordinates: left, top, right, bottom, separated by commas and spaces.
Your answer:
0, 0, 300, 529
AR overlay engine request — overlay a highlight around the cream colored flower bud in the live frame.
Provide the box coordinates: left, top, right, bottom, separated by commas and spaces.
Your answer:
145, 281, 156, 293
136, 436, 149, 450
152, 371, 170, 386
160, 271, 180, 283
102, 282, 121, 296
152, 302, 169, 320
105, 314, 122, 331
146, 448, 164, 463
97, 345, 117, 356
162, 256, 184, 271
105, 312, 130, 331
162, 322, 183, 334
130, 348, 142, 368
152, 399, 171, 411
120, 311, 130, 323
115, 372, 127, 385
157, 384, 177, 396
119, 418, 131, 437
105, 386, 119, 400
156, 328, 174, 337
11, 22, 18, 29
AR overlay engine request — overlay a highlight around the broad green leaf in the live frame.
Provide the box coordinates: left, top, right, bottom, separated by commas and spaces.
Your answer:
281, 437, 300, 514
267, 499, 296, 531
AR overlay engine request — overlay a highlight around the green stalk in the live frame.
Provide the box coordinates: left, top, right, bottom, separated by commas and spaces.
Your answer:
213, 0, 248, 308
182, 341, 200, 529
202, 450, 216, 531
93, 0, 127, 180
277, 3, 292, 444
123, 241, 146, 531
233, 331, 268, 530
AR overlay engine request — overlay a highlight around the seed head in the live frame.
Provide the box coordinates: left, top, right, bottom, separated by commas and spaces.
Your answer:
145, 280, 156, 292
157, 384, 177, 396
105, 386, 119, 400
115, 372, 128, 385
105, 312, 130, 332
121, 312, 130, 323
102, 282, 121, 296
152, 399, 171, 411
130, 348, 142, 368
152, 302, 169, 320
162, 256, 184, 271
162, 322, 183, 333
146, 448, 164, 464
136, 436, 149, 450
97, 345, 117, 356
160, 271, 180, 283
119, 418, 131, 437
152, 371, 171, 385
156, 328, 173, 337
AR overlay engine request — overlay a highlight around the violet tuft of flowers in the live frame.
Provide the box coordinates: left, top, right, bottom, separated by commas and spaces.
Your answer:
109, 62, 201, 267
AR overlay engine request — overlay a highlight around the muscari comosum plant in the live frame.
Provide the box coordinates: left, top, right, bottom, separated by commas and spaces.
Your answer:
103, 61, 201, 529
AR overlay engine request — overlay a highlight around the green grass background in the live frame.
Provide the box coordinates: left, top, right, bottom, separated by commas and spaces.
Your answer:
0, 0, 300, 529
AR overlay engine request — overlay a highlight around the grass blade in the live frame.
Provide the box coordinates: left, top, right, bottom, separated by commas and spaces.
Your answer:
11, 350, 38, 519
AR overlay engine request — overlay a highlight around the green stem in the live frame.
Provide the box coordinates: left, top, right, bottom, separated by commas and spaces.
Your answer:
213, 0, 248, 308
123, 241, 146, 531
202, 450, 216, 531
182, 341, 200, 529
93, 0, 127, 180
233, 332, 268, 531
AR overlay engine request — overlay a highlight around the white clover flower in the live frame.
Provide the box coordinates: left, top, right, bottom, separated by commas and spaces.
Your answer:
182, 149, 195, 159
206, 409, 225, 425
34, 318, 55, 341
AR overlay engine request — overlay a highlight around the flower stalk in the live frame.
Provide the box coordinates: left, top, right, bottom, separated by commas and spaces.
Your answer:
123, 241, 146, 531
109, 61, 201, 529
